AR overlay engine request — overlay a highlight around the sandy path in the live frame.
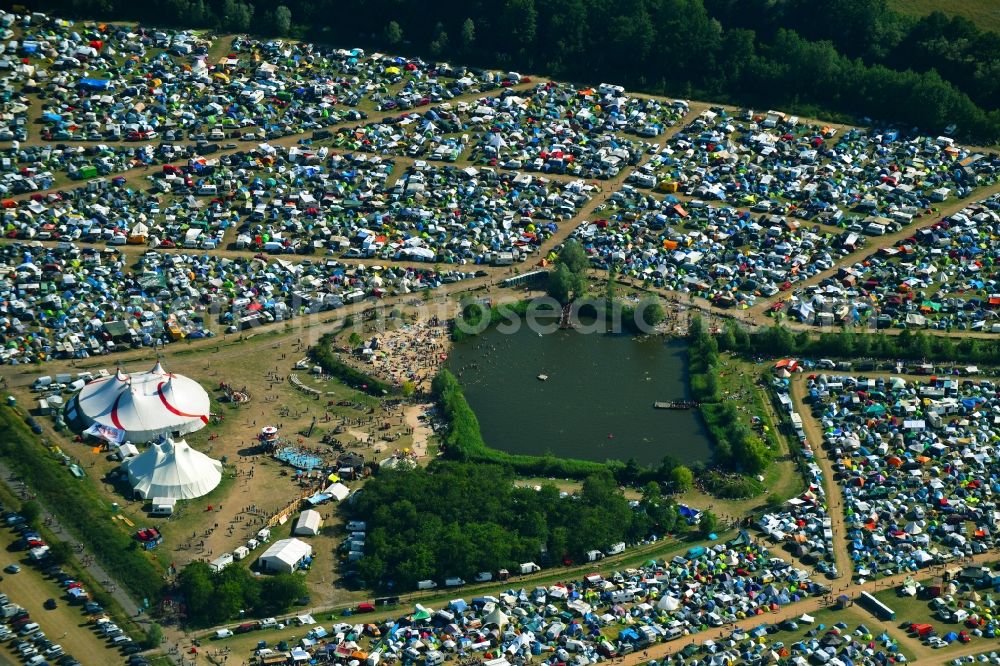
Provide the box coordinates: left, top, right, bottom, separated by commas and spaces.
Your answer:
404, 403, 434, 458
789, 377, 853, 581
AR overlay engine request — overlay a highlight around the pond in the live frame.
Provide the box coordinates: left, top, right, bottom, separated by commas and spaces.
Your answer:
446, 321, 712, 466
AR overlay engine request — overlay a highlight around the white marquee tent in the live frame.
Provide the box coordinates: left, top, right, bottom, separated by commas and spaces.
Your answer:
73, 361, 210, 443
258, 538, 313, 574
294, 510, 322, 536
125, 437, 223, 500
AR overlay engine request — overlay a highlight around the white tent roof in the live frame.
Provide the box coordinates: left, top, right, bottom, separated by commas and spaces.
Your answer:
657, 596, 680, 611
75, 361, 210, 443
483, 608, 508, 628
125, 437, 222, 500
327, 482, 350, 501
259, 538, 313, 573
294, 509, 322, 536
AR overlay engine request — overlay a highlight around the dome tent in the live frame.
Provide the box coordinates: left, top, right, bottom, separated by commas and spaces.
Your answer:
125, 436, 223, 500
73, 361, 210, 443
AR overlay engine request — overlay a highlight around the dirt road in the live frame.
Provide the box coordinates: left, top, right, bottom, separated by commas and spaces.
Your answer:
789, 377, 853, 581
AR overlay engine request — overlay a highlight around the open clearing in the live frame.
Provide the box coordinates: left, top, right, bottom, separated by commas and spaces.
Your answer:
888, 0, 1000, 33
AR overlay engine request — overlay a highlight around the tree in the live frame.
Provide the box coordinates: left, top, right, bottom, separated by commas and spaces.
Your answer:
46, 540, 72, 566
348, 331, 363, 348
559, 240, 589, 274
670, 465, 694, 492
636, 297, 665, 330
273, 5, 292, 35
178, 562, 215, 626
20, 500, 41, 527
384, 20, 403, 45
547, 264, 574, 304
699, 510, 719, 537
143, 623, 163, 649
258, 574, 307, 615
221, 0, 252, 31
547, 240, 589, 304
497, 0, 538, 53
430, 22, 449, 56
640, 481, 661, 504
733, 434, 771, 474
461, 18, 476, 49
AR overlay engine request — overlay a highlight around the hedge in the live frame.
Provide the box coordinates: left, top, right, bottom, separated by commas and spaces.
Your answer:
0, 407, 163, 602
699, 469, 765, 499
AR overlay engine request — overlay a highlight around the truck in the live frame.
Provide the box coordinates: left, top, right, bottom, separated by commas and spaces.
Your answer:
417, 580, 437, 590
520, 562, 541, 574
606, 542, 626, 556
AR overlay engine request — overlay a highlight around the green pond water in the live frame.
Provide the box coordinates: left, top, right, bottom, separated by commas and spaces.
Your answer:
446, 322, 712, 466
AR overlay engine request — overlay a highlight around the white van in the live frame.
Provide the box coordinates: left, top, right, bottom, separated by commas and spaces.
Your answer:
417, 580, 437, 590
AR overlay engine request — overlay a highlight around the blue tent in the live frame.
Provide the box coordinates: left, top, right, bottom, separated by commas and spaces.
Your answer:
79, 78, 111, 90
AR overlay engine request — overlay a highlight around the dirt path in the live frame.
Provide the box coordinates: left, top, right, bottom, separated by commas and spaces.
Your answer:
403, 403, 433, 458
789, 377, 852, 582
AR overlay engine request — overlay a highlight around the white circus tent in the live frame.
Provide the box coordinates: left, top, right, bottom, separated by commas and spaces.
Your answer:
125, 436, 223, 500
73, 361, 210, 443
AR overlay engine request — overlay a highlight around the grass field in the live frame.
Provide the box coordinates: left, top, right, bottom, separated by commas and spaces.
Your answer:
888, 0, 1000, 34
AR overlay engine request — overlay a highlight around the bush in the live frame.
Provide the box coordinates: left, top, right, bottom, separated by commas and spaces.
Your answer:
699, 469, 765, 499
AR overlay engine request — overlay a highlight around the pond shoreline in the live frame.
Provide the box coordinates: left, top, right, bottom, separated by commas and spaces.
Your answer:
446, 319, 712, 466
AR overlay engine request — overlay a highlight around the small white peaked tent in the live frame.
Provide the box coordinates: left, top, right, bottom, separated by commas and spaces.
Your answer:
483, 608, 509, 628
74, 361, 210, 443
125, 437, 223, 500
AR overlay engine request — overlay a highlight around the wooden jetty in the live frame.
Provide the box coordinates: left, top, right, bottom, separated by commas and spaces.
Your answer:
653, 400, 699, 410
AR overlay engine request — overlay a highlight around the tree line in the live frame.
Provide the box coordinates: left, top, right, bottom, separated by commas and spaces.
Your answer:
33, 0, 1000, 143
346, 462, 691, 590
688, 315, 772, 486
717, 319, 1000, 365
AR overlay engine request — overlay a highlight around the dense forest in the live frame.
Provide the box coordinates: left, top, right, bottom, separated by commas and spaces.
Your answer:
28, 0, 1000, 142
347, 463, 685, 590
